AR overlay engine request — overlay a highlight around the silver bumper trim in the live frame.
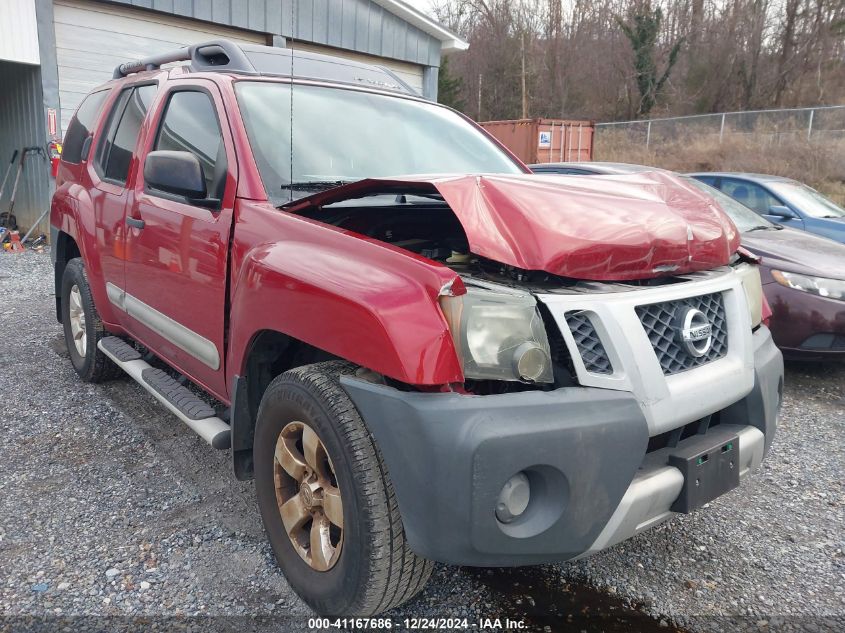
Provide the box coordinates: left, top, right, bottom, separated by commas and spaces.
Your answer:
734, 424, 765, 481
576, 424, 765, 559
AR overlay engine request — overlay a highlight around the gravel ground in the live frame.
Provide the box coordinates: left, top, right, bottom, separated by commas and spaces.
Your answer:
1, 250, 843, 632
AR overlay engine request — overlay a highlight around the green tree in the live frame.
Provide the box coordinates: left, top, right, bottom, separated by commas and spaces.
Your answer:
617, 4, 684, 117
437, 55, 465, 111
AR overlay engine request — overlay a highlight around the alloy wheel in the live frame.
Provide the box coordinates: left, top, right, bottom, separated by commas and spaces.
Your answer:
68, 285, 87, 357
273, 421, 344, 571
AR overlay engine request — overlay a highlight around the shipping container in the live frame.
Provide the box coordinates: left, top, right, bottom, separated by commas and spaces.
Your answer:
479, 118, 594, 165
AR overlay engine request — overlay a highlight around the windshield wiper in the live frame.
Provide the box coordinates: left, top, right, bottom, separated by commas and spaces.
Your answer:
747, 225, 774, 232
280, 180, 353, 192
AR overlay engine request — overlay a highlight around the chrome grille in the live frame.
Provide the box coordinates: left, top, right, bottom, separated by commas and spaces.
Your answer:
636, 293, 728, 375
565, 312, 613, 374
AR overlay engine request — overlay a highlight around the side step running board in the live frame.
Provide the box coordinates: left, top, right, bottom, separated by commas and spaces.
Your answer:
98, 337, 231, 449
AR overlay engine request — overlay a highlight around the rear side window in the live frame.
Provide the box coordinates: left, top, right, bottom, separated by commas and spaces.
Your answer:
96, 84, 157, 184
62, 90, 109, 164
153, 90, 226, 200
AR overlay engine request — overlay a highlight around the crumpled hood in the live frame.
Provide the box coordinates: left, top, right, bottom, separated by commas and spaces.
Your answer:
287, 171, 741, 281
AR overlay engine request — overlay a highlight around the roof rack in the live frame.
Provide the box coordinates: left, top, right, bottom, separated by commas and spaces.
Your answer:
113, 40, 258, 79
112, 39, 417, 97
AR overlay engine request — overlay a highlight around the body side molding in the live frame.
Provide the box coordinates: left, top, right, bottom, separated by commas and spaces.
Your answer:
106, 282, 220, 370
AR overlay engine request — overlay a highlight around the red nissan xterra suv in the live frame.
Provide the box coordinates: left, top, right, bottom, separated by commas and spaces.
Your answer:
51, 40, 783, 616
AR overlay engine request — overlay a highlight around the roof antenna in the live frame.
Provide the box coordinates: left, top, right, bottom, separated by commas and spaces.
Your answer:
289, 0, 296, 203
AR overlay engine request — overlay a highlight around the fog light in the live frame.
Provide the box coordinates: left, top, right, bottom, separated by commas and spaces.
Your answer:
495, 472, 530, 523
512, 342, 550, 382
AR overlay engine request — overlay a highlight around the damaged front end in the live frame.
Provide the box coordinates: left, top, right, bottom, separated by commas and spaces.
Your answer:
285, 170, 752, 393
339, 314, 782, 566
313, 173, 782, 566
337, 255, 781, 565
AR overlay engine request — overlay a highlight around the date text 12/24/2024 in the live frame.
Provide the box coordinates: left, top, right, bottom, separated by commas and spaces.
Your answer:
308, 617, 527, 630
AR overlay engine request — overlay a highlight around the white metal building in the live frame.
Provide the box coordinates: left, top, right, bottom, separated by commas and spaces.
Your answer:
0, 0, 467, 234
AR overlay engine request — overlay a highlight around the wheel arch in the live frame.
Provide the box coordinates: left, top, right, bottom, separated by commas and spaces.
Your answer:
53, 230, 82, 323
51, 185, 113, 325
230, 328, 342, 480
225, 213, 467, 478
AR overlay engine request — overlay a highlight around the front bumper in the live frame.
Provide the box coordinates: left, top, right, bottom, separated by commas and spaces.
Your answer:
341, 327, 783, 566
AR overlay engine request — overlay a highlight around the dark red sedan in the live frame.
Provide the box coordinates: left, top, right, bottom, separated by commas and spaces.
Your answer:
725, 198, 845, 360
530, 162, 845, 359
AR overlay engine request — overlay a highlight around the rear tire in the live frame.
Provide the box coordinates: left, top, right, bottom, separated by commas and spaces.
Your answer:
61, 258, 121, 383
254, 361, 432, 616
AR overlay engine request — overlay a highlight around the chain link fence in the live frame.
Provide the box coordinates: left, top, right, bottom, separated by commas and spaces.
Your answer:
595, 105, 845, 148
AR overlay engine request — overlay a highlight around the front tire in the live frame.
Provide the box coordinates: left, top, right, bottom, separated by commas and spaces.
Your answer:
254, 361, 432, 616
61, 258, 121, 383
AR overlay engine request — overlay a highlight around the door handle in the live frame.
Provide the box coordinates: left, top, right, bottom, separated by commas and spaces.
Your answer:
126, 217, 145, 229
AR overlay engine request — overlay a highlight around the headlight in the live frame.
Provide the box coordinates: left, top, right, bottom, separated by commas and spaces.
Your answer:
440, 286, 553, 383
737, 263, 764, 328
772, 270, 845, 301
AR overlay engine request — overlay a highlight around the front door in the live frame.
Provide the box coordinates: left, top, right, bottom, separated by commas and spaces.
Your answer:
123, 80, 237, 399
719, 178, 805, 229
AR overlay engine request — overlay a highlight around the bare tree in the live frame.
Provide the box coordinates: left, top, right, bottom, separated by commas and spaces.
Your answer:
616, 3, 684, 116
432, 0, 845, 121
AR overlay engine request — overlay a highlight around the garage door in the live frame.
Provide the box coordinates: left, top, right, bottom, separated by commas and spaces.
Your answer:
53, 0, 265, 133
290, 41, 424, 95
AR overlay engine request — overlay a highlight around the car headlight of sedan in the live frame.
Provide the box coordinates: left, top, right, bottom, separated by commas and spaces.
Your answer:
440, 286, 553, 383
771, 270, 845, 301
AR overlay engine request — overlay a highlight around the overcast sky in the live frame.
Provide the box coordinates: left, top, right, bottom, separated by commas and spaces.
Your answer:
403, 0, 436, 16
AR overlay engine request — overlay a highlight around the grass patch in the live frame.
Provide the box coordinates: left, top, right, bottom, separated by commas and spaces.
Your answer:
594, 130, 845, 204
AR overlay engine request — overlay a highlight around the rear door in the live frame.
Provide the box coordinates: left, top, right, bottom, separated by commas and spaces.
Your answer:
122, 79, 236, 399
89, 83, 158, 317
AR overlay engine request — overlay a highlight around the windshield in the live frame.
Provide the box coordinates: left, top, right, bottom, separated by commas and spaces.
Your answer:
235, 82, 523, 205
767, 181, 845, 219
686, 177, 775, 232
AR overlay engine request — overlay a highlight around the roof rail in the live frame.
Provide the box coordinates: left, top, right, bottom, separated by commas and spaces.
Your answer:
113, 40, 258, 79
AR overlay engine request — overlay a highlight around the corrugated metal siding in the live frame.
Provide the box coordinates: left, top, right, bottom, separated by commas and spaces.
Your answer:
0, 0, 41, 65
54, 0, 266, 132
106, 0, 442, 67
0, 61, 51, 235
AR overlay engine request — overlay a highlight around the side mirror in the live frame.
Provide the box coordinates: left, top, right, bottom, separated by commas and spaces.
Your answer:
144, 150, 207, 199
768, 205, 796, 219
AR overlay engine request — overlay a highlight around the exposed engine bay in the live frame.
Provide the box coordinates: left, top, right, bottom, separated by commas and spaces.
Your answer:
296, 193, 737, 294
298, 195, 472, 264
298, 196, 579, 291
